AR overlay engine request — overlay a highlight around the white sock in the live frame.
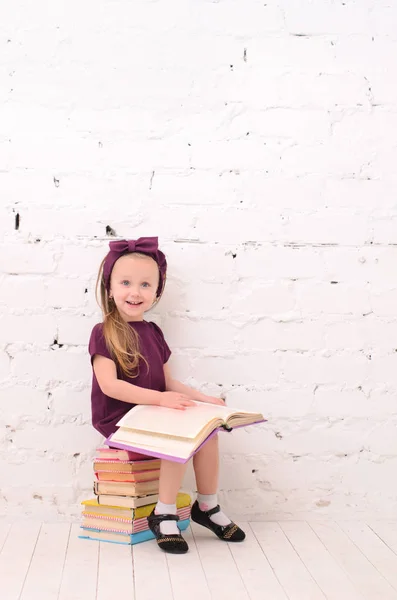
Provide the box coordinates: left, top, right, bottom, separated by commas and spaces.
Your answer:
197, 493, 231, 527
154, 501, 179, 535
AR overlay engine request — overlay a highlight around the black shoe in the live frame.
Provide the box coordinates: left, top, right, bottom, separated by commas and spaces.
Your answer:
191, 501, 246, 542
147, 509, 189, 554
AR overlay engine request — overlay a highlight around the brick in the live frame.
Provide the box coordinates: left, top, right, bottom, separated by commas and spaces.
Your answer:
57, 244, 107, 277
235, 245, 325, 280
0, 385, 49, 422
12, 349, 90, 383
12, 423, 99, 453
231, 282, 296, 316
371, 289, 397, 317
46, 277, 87, 309
296, 282, 371, 315
0, 351, 10, 379
282, 352, 368, 386
0, 276, 46, 308
229, 109, 331, 143
50, 388, 91, 423
56, 315, 98, 345
239, 319, 325, 351
0, 243, 56, 274
0, 315, 56, 344
164, 316, 238, 350
283, 1, 372, 35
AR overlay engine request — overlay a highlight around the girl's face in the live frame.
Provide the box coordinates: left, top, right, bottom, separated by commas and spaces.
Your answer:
109, 254, 160, 321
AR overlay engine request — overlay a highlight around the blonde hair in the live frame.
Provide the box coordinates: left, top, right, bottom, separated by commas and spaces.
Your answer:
95, 252, 160, 378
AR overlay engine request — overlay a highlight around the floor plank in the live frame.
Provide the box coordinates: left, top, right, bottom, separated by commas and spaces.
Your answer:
0, 522, 11, 552
97, 541, 135, 600
191, 522, 250, 600
311, 521, 397, 600
58, 523, 99, 600
230, 522, 288, 600
250, 522, 326, 600
339, 521, 397, 592
280, 521, 364, 600
0, 522, 41, 600
132, 537, 174, 600
369, 522, 397, 557
20, 523, 71, 600
166, 525, 211, 600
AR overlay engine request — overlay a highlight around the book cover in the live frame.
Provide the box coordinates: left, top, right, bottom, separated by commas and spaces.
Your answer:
94, 479, 159, 497
94, 469, 160, 483
81, 492, 191, 519
93, 458, 160, 473
96, 447, 152, 461
95, 493, 160, 509
79, 518, 190, 545
107, 401, 266, 463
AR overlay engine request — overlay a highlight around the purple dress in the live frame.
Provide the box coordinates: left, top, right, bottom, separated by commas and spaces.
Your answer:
88, 320, 171, 438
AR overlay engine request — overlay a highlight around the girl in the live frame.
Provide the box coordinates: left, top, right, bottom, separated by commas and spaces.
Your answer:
89, 237, 245, 554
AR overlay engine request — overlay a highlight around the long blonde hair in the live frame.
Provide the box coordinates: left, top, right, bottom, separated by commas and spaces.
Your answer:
95, 252, 156, 378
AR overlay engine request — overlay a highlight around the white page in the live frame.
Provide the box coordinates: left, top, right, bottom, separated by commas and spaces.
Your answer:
116, 401, 242, 439
111, 427, 196, 460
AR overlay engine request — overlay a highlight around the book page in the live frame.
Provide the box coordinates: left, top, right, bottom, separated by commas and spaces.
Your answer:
116, 401, 243, 439
111, 427, 200, 460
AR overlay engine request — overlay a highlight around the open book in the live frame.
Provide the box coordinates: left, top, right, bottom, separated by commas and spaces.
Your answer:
107, 401, 266, 463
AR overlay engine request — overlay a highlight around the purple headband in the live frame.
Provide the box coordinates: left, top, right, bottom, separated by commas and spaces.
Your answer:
103, 237, 167, 297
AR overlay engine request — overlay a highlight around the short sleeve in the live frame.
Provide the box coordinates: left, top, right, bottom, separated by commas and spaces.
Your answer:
150, 322, 172, 363
89, 323, 113, 364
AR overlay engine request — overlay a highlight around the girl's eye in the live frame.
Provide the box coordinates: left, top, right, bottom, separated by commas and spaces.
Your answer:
141, 282, 150, 288
121, 280, 130, 286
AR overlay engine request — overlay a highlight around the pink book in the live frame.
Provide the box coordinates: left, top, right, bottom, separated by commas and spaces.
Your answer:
96, 447, 151, 461
94, 469, 160, 483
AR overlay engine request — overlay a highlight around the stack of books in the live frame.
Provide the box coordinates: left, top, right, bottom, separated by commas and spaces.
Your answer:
79, 447, 191, 545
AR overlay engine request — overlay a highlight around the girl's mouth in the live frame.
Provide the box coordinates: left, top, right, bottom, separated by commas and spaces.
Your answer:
126, 301, 143, 306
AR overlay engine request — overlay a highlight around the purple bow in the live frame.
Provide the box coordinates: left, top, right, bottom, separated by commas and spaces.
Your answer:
103, 237, 167, 296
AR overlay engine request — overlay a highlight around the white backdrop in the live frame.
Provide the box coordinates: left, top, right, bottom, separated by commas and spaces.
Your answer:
1, 0, 397, 520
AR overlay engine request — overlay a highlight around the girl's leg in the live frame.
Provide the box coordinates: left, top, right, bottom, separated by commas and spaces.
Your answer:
193, 432, 219, 495
158, 459, 188, 503
193, 433, 230, 525
155, 459, 188, 535
192, 434, 245, 541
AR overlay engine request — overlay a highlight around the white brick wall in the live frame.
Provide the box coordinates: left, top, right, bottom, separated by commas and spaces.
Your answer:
1, 0, 397, 521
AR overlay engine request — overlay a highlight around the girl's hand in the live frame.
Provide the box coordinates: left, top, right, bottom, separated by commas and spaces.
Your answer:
200, 395, 226, 406
160, 392, 196, 410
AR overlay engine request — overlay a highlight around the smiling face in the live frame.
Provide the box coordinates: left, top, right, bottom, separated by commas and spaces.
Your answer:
109, 253, 160, 322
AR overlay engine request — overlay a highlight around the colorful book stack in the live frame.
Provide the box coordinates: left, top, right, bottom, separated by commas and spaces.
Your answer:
79, 447, 191, 545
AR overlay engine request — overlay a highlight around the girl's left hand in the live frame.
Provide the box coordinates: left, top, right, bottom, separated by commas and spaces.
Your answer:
200, 395, 226, 406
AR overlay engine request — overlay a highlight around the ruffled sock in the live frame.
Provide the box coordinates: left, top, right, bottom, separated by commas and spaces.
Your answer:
154, 501, 179, 535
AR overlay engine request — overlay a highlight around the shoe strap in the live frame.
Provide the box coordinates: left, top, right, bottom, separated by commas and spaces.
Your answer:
205, 504, 221, 517
148, 513, 180, 527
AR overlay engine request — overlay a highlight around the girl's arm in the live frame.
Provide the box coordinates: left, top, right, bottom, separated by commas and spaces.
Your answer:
163, 363, 225, 406
93, 355, 195, 409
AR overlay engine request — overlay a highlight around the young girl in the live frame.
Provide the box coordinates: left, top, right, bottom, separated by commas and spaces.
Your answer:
89, 237, 245, 554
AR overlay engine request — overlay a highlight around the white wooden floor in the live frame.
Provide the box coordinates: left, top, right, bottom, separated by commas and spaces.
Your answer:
1, 521, 397, 600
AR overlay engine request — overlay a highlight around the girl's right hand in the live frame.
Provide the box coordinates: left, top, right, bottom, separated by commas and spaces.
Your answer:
160, 392, 196, 410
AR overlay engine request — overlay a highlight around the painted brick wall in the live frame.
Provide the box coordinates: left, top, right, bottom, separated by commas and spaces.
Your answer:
1, 0, 397, 520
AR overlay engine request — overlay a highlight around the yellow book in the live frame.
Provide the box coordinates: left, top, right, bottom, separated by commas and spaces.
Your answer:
81, 492, 191, 519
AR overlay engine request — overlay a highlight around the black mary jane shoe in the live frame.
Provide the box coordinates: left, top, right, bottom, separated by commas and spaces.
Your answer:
191, 500, 246, 542
147, 509, 189, 554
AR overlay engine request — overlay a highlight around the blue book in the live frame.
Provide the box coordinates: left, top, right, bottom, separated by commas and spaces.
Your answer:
78, 518, 190, 545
